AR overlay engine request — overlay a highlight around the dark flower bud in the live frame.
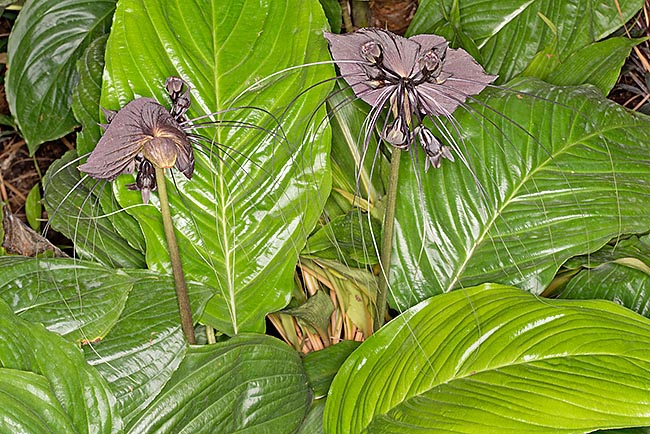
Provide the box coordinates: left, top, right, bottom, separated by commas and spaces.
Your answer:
382, 116, 411, 149
360, 41, 382, 64
166, 76, 191, 120
127, 159, 157, 203
415, 125, 454, 171
362, 64, 387, 89
419, 48, 445, 80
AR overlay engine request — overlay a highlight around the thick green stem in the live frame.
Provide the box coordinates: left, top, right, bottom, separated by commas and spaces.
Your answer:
375, 149, 401, 331
155, 166, 196, 344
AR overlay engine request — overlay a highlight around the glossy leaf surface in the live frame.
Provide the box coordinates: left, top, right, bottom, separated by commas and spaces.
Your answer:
325, 285, 650, 433
303, 340, 361, 398
6, 0, 116, 152
84, 270, 213, 425
0, 369, 77, 433
127, 334, 310, 433
0, 257, 213, 427
0, 297, 120, 433
409, 0, 644, 82
100, 0, 333, 334
390, 79, 650, 310
44, 151, 146, 268
546, 37, 648, 94
73, 34, 108, 155
560, 261, 650, 317
0, 257, 131, 342
557, 237, 650, 317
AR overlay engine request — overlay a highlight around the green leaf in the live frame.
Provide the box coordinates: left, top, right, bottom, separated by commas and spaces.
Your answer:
547, 37, 648, 94
84, 270, 213, 425
556, 237, 650, 317
127, 334, 310, 433
297, 399, 326, 434
0, 257, 132, 342
559, 260, 650, 317
303, 340, 361, 398
0, 256, 214, 425
0, 297, 120, 433
0, 369, 77, 433
325, 285, 650, 433
520, 12, 560, 80
391, 79, 650, 310
565, 235, 650, 270
25, 183, 41, 231
319, 0, 342, 33
304, 211, 381, 266
43, 151, 146, 268
408, 0, 645, 82
6, 0, 116, 153
72, 34, 108, 156
100, 0, 333, 334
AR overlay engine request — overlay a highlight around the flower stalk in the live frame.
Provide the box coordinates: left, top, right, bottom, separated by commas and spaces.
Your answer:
155, 166, 196, 344
375, 148, 401, 331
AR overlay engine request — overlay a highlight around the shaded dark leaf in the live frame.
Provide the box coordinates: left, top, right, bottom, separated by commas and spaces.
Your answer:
6, 0, 116, 153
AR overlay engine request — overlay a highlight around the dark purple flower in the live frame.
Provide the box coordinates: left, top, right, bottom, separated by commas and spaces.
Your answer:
78, 77, 194, 203
324, 28, 496, 168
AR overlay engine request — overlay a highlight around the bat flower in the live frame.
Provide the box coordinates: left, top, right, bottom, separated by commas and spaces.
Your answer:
324, 28, 497, 170
78, 77, 194, 203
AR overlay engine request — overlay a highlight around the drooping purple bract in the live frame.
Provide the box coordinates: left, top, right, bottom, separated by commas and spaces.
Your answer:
324, 28, 497, 170
78, 78, 194, 202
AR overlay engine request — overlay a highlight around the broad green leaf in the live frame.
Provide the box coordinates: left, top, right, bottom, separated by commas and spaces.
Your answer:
72, 34, 108, 156
6, 0, 116, 153
43, 151, 146, 268
84, 270, 213, 424
99, 0, 333, 335
559, 261, 650, 317
519, 11, 560, 80
547, 37, 648, 94
0, 255, 213, 425
557, 237, 650, 317
408, 0, 645, 82
325, 285, 650, 433
297, 400, 327, 434
390, 79, 650, 310
127, 334, 310, 433
303, 340, 361, 398
0, 369, 77, 433
0, 257, 132, 342
0, 298, 120, 433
